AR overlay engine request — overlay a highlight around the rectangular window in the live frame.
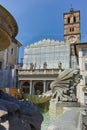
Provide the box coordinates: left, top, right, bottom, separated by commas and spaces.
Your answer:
85, 63, 87, 70
84, 93, 87, 104
0, 62, 2, 69
83, 49, 87, 56
85, 77, 87, 86
11, 48, 14, 55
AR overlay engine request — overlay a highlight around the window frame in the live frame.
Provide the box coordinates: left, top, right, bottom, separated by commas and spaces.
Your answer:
11, 48, 14, 55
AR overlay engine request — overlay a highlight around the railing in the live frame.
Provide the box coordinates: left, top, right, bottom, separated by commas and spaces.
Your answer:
18, 69, 60, 75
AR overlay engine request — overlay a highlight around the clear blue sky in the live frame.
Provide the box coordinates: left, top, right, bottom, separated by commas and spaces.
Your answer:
0, 0, 87, 62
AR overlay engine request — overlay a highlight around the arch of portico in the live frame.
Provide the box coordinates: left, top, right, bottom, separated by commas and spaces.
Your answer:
19, 80, 53, 95
34, 81, 43, 95
47, 81, 52, 90
22, 82, 30, 94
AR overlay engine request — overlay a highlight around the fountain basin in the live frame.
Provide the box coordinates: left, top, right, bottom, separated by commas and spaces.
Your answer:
23, 94, 51, 104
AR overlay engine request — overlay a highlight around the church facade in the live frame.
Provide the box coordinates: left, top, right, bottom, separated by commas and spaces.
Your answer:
18, 8, 87, 105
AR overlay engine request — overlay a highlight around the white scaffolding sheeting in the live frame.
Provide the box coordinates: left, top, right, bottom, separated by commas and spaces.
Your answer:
23, 40, 70, 69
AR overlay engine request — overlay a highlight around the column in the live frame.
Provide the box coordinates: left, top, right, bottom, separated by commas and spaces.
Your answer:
78, 48, 84, 105
4, 49, 8, 68
19, 81, 22, 89
43, 80, 46, 93
30, 80, 33, 95
18, 80, 20, 88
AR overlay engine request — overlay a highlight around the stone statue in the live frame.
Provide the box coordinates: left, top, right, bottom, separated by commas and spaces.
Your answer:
50, 68, 82, 102
43, 62, 47, 69
30, 63, 34, 70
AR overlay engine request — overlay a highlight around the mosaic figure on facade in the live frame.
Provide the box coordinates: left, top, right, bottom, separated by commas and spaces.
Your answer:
50, 68, 82, 102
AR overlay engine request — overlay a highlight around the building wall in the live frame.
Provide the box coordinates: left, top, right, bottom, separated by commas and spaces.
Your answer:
7, 42, 19, 66
0, 51, 5, 68
0, 42, 19, 69
76, 46, 87, 105
0, 41, 20, 88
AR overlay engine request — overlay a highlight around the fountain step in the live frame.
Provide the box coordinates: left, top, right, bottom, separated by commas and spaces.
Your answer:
49, 101, 80, 114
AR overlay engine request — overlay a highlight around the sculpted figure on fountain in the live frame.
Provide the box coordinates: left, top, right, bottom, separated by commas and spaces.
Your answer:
50, 68, 82, 102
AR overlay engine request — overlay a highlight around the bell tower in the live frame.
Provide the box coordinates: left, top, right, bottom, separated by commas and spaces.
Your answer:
64, 8, 80, 44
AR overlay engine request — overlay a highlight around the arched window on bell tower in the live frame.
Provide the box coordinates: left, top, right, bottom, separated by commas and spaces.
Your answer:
72, 27, 74, 31
70, 28, 72, 32
74, 16, 76, 23
68, 17, 70, 23
70, 27, 74, 32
